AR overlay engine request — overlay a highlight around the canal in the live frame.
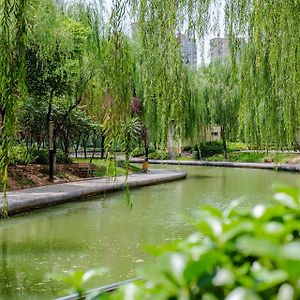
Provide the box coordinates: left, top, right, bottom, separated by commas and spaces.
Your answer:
0, 166, 298, 299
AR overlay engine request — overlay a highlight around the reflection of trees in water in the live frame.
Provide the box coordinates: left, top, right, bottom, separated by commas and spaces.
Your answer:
1, 231, 16, 298
221, 168, 227, 196
2, 231, 7, 269
1, 231, 27, 298
0, 229, 67, 299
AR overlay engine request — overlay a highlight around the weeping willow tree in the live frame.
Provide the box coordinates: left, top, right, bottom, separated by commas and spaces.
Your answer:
128, 0, 300, 150
0, 0, 27, 214
129, 0, 210, 147
205, 59, 240, 158
225, 0, 300, 149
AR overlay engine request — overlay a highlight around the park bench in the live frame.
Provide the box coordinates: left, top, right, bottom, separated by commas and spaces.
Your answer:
77, 162, 95, 177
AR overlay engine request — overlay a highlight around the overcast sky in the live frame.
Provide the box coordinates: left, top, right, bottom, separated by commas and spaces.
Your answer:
102, 0, 226, 65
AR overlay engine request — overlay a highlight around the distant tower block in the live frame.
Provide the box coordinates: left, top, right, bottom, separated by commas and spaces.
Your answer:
210, 37, 229, 63
178, 33, 197, 68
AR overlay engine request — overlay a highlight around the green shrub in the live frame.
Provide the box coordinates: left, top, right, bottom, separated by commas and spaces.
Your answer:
56, 150, 73, 164
206, 152, 265, 162
131, 147, 144, 157
2, 144, 32, 165
182, 145, 192, 152
228, 142, 250, 152
108, 184, 300, 299
31, 148, 73, 164
148, 150, 168, 160
31, 148, 48, 164
200, 141, 224, 157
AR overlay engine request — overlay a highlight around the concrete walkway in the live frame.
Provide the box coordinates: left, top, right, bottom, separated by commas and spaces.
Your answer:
130, 158, 300, 172
1, 169, 187, 216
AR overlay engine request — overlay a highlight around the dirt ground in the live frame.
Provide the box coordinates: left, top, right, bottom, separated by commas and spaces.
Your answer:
7, 164, 88, 191
288, 156, 300, 164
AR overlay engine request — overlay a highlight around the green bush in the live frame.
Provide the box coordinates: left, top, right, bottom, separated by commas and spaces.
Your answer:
131, 147, 145, 157
56, 150, 73, 164
6, 144, 32, 165
107, 184, 300, 299
31, 148, 73, 164
200, 141, 224, 157
206, 152, 265, 162
228, 142, 250, 152
148, 150, 168, 160
31, 148, 48, 164
182, 145, 192, 152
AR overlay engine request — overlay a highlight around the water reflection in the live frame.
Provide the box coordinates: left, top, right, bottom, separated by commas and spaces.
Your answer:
0, 166, 298, 299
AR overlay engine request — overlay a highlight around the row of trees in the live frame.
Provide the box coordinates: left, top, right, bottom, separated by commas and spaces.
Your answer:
1, 0, 299, 188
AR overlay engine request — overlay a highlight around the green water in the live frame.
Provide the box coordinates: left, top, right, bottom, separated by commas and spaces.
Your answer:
0, 166, 299, 299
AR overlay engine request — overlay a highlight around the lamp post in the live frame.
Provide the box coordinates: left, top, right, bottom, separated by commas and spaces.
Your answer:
142, 127, 149, 173
48, 120, 54, 181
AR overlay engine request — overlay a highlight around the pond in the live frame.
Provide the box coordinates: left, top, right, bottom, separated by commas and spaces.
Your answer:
0, 166, 298, 299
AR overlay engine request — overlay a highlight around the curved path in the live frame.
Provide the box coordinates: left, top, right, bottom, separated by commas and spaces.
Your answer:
130, 158, 300, 172
1, 169, 187, 216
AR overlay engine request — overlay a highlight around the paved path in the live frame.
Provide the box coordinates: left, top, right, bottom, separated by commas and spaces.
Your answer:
1, 169, 187, 216
130, 158, 300, 172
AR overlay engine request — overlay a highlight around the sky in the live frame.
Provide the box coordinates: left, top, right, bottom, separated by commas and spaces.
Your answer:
102, 0, 226, 65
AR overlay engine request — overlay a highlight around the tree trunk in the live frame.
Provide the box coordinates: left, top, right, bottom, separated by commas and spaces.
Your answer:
100, 133, 105, 159
221, 126, 228, 159
75, 140, 80, 158
63, 130, 69, 156
82, 137, 88, 159
144, 128, 149, 160
83, 144, 87, 159
90, 134, 98, 163
47, 90, 55, 181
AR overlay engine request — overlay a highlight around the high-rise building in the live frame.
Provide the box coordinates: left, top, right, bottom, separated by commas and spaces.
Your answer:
178, 33, 197, 68
210, 37, 229, 63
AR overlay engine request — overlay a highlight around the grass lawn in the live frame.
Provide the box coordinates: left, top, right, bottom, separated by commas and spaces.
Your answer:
205, 152, 300, 163
73, 158, 142, 177
177, 156, 195, 161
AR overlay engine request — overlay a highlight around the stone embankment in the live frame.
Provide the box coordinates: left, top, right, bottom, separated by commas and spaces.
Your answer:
130, 158, 300, 172
1, 169, 187, 216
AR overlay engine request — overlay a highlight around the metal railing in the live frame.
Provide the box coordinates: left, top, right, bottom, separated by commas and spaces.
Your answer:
56, 277, 141, 300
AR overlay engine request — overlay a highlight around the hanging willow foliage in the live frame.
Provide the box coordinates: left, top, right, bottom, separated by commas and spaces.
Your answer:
1, 0, 300, 213
128, 0, 300, 149
225, 0, 300, 148
130, 0, 193, 146
0, 0, 27, 215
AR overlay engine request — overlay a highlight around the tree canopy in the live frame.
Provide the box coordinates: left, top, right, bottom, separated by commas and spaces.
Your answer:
1, 0, 300, 208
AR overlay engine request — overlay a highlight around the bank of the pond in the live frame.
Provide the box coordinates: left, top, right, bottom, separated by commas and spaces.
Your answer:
130, 158, 300, 172
0, 170, 187, 216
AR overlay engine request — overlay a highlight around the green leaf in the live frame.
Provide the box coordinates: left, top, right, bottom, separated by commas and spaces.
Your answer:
212, 268, 235, 286
277, 284, 294, 300
235, 236, 279, 260
281, 242, 300, 261
223, 200, 241, 219
222, 221, 254, 243
200, 205, 222, 219
251, 205, 266, 219
262, 221, 285, 237
273, 185, 300, 209
278, 242, 300, 278
251, 265, 288, 291
225, 287, 262, 300
184, 251, 218, 282
198, 218, 223, 239
82, 267, 108, 284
